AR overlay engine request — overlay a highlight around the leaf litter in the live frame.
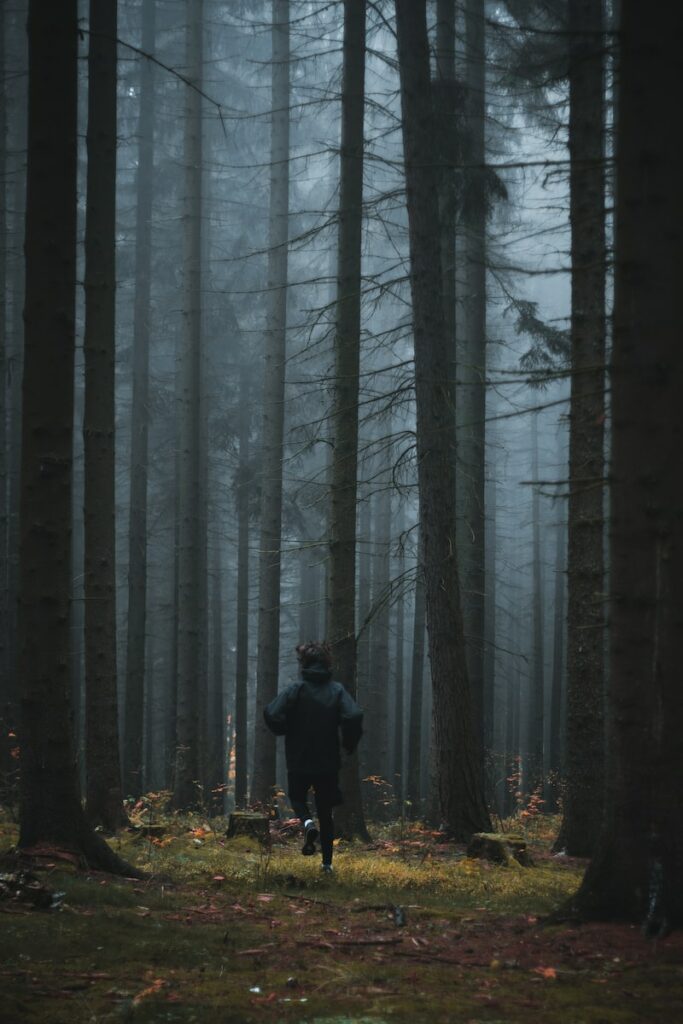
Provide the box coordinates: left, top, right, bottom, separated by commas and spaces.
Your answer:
0, 812, 682, 1022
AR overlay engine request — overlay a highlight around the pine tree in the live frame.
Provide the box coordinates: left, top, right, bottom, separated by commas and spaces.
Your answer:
172, 0, 205, 811
82, 0, 127, 832
250, 0, 290, 807
556, 0, 606, 856
18, 0, 136, 874
395, 0, 491, 839
328, 0, 368, 840
567, 0, 682, 927
123, 0, 156, 800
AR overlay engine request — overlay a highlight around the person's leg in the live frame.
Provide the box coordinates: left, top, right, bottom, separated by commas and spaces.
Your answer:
287, 772, 311, 824
313, 774, 342, 869
288, 773, 319, 855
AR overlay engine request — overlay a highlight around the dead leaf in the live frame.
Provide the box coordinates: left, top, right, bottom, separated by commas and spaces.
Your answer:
531, 966, 557, 980
132, 977, 165, 1005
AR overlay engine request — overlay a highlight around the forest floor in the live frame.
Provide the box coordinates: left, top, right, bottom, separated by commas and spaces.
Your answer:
1, 806, 682, 1024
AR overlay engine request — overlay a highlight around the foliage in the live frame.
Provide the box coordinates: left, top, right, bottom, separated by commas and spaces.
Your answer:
510, 297, 570, 385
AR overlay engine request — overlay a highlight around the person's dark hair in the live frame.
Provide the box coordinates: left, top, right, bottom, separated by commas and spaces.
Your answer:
296, 640, 332, 671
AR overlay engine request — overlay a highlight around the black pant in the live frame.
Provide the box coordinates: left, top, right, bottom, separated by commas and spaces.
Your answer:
288, 772, 342, 866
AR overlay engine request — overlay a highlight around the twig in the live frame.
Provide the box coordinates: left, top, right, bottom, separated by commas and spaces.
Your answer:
297, 936, 404, 948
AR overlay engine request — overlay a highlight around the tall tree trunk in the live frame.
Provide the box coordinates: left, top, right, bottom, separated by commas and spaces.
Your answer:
83, 0, 126, 831
0, 0, 10, 781
434, 0, 456, 359
18, 0, 136, 874
456, 0, 487, 754
144, 616, 156, 789
172, 0, 204, 811
547, 513, 566, 812
556, 0, 606, 856
393, 501, 405, 805
250, 0, 290, 807
568, 0, 682, 926
406, 537, 426, 816
123, 0, 156, 800
355, 479, 372, 743
484, 472, 497, 801
167, 464, 180, 787
527, 411, 544, 795
327, 0, 368, 840
298, 541, 319, 641
367, 477, 390, 786
234, 357, 250, 808
2, 10, 26, 791
207, 541, 225, 815
395, 0, 491, 839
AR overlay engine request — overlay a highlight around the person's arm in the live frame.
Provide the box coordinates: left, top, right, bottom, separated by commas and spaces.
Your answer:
264, 684, 298, 736
339, 687, 363, 754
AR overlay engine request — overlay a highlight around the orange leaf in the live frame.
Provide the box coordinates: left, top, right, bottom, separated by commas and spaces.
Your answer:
531, 966, 557, 980
132, 978, 165, 1005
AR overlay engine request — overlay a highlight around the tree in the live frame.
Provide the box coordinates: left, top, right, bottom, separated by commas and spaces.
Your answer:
0, 0, 10, 783
250, 0, 290, 807
327, 0, 368, 840
547, 511, 566, 811
123, 0, 156, 800
82, 0, 127, 832
18, 0, 136, 874
392, 500, 406, 802
366, 474, 391, 786
234, 354, 251, 809
456, 0, 488, 760
527, 411, 544, 795
568, 0, 682, 928
172, 0, 205, 811
395, 0, 491, 839
206, 541, 226, 814
406, 537, 426, 815
555, 0, 606, 857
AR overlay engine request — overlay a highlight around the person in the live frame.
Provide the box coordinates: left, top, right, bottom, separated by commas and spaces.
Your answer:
264, 641, 363, 872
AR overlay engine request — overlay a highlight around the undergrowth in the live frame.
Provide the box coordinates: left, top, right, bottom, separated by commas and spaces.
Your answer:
1, 809, 681, 1024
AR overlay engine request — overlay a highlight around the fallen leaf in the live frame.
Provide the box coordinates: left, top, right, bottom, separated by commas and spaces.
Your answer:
132, 977, 165, 1006
531, 966, 557, 980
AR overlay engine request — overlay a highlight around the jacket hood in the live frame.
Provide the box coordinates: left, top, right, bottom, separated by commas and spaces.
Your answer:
301, 663, 333, 684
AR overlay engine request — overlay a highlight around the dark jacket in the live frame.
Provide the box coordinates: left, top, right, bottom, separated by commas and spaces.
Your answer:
263, 664, 363, 775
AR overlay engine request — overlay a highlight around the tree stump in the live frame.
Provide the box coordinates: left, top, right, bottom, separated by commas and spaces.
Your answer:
226, 812, 270, 846
466, 832, 534, 867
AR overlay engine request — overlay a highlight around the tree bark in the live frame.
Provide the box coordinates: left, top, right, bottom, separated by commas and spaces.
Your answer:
395, 0, 491, 840
456, 0, 487, 756
83, 0, 127, 831
484, 470, 498, 808
406, 536, 426, 816
555, 0, 606, 856
367, 477, 390, 785
527, 411, 544, 795
393, 500, 405, 805
327, 0, 368, 840
4, 25, 25, 761
568, 0, 682, 927
250, 0, 290, 807
1, 6, 25, 794
0, 0, 10, 782
18, 0, 137, 875
172, 0, 204, 811
207, 541, 226, 815
547, 513, 566, 812
234, 357, 250, 809
123, 0, 156, 800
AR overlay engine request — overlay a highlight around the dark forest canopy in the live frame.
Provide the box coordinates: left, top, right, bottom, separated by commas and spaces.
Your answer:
0, 0, 681, 955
